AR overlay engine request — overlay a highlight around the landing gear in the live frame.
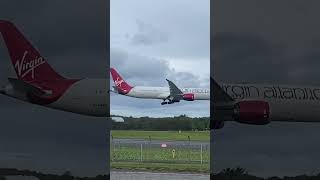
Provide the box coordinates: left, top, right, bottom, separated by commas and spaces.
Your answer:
161, 101, 168, 105
161, 99, 173, 105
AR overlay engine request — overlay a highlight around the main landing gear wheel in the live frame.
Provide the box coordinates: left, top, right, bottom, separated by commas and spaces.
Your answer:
161, 101, 168, 105
161, 99, 174, 105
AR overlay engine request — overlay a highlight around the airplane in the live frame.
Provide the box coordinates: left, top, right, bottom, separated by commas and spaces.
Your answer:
212, 77, 320, 129
110, 68, 210, 105
0, 20, 109, 117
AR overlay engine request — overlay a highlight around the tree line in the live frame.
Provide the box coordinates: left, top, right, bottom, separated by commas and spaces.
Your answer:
111, 114, 210, 131
0, 168, 108, 180
1, 168, 320, 180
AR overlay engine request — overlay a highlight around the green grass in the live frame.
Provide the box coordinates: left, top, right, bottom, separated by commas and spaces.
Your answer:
111, 162, 209, 173
111, 130, 209, 142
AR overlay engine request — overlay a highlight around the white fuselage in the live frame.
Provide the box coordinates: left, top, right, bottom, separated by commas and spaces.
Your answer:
50, 79, 109, 116
221, 83, 320, 122
2, 79, 109, 117
123, 86, 210, 100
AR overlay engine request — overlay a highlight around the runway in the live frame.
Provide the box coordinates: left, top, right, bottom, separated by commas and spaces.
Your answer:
111, 170, 209, 180
112, 138, 209, 146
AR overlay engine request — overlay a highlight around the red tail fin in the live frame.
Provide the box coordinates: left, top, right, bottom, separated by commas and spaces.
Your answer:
110, 68, 133, 94
0, 20, 64, 82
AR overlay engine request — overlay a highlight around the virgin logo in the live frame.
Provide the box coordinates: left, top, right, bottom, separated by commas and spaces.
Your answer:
14, 51, 46, 79
115, 77, 124, 87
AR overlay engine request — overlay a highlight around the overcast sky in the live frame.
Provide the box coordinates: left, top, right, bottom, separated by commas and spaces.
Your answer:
110, 0, 210, 117
212, 0, 320, 177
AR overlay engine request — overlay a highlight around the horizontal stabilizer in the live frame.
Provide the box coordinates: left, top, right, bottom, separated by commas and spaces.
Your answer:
109, 86, 119, 93
8, 78, 47, 96
111, 117, 124, 122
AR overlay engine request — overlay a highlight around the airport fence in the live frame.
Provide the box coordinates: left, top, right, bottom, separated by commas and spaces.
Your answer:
110, 139, 210, 164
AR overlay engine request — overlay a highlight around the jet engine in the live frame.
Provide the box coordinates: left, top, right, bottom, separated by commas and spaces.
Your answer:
233, 100, 270, 125
182, 93, 194, 101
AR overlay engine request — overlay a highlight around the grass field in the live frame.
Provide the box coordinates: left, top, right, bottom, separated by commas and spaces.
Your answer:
111, 130, 209, 141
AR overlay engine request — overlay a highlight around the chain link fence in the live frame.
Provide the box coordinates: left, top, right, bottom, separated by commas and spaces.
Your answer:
111, 140, 210, 164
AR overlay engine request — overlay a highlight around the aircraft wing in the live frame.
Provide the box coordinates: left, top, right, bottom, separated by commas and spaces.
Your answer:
166, 79, 184, 100
211, 77, 234, 129
211, 77, 234, 103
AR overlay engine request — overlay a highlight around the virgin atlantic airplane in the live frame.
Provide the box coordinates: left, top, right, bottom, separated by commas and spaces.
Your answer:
0, 20, 108, 117
212, 77, 320, 129
110, 68, 210, 105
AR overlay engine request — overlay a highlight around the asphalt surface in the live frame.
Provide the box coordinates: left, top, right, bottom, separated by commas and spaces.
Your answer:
111, 170, 209, 180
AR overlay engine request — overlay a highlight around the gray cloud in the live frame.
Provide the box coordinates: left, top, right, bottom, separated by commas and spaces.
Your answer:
131, 20, 169, 46
212, 0, 320, 177
111, 0, 209, 60
111, 48, 204, 87
213, 32, 288, 84
213, 32, 320, 86
0, 0, 107, 78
